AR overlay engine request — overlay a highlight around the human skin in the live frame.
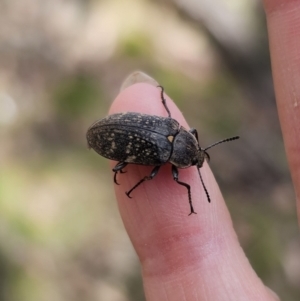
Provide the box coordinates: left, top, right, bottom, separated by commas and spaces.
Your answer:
104, 0, 299, 299
108, 83, 277, 301
264, 0, 300, 224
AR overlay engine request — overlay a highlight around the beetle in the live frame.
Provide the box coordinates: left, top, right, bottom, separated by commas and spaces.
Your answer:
86, 86, 239, 215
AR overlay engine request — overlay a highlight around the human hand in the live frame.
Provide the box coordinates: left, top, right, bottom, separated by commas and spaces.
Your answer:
264, 0, 300, 222
109, 72, 279, 300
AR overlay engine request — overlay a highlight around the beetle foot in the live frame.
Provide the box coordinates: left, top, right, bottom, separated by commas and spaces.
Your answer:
125, 191, 132, 199
188, 211, 197, 216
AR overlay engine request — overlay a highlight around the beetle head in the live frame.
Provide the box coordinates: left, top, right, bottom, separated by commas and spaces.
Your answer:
195, 149, 210, 168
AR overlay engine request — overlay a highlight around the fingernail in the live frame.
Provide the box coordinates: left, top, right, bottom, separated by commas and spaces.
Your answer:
120, 71, 158, 91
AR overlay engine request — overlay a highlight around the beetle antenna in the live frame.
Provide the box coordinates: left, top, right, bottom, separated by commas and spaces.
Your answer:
204, 136, 239, 151
197, 168, 211, 203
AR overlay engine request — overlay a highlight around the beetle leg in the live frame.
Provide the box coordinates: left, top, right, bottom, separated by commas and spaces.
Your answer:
172, 165, 197, 215
157, 85, 171, 118
126, 166, 160, 198
113, 162, 128, 185
113, 173, 119, 185
189, 128, 199, 142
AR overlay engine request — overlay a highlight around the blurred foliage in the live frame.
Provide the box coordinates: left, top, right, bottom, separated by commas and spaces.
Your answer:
119, 32, 153, 58
54, 74, 102, 119
0, 0, 298, 300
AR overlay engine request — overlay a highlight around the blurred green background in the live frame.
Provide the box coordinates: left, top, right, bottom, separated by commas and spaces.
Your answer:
0, 0, 299, 300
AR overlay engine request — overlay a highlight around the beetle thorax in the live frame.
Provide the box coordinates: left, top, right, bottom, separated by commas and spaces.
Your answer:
169, 127, 200, 168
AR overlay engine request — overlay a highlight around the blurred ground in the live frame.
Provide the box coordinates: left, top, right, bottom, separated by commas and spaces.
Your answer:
0, 0, 299, 300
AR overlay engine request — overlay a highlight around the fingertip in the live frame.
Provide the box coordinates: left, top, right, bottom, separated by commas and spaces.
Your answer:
105, 78, 273, 301
109, 82, 189, 128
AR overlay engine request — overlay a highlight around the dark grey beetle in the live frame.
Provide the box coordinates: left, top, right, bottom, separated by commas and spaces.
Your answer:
86, 86, 239, 215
